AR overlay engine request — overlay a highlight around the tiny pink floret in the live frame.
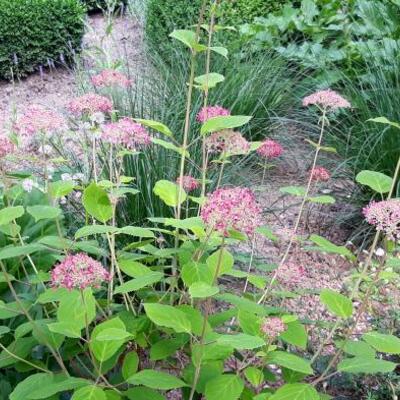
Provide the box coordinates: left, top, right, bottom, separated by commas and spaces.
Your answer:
257, 139, 283, 159
101, 117, 151, 149
311, 166, 330, 182
303, 89, 351, 110
176, 175, 199, 192
197, 105, 230, 123
201, 187, 262, 236
51, 253, 110, 290
363, 199, 400, 241
68, 93, 113, 116
261, 317, 287, 338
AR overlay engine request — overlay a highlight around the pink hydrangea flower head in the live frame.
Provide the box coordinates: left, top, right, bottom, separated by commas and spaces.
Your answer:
101, 117, 151, 148
205, 130, 250, 155
0, 134, 15, 158
196, 105, 230, 123
276, 263, 305, 287
257, 139, 283, 159
302, 89, 351, 110
176, 175, 199, 192
51, 253, 110, 290
201, 187, 262, 236
68, 93, 113, 116
260, 317, 287, 338
92, 69, 132, 88
14, 105, 66, 137
363, 199, 400, 241
311, 166, 331, 182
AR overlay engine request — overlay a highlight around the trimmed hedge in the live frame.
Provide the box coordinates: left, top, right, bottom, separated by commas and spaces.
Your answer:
145, 0, 283, 58
0, 0, 86, 80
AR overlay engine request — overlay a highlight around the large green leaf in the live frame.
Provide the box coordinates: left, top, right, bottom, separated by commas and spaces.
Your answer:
82, 183, 113, 223
125, 387, 165, 400
0, 206, 24, 225
267, 351, 313, 375
122, 351, 139, 380
144, 303, 191, 333
0, 337, 37, 368
127, 370, 187, 390
216, 333, 265, 350
90, 318, 127, 362
206, 248, 234, 277
337, 357, 397, 374
72, 386, 106, 400
114, 272, 163, 294
308, 234, 354, 259
368, 116, 400, 130
356, 170, 393, 194
134, 119, 173, 137
270, 383, 319, 400
320, 289, 353, 318
26, 206, 61, 222
201, 115, 252, 135
362, 331, 400, 354
153, 180, 187, 207
189, 282, 219, 298
280, 320, 307, 349
204, 374, 244, 400
194, 73, 225, 90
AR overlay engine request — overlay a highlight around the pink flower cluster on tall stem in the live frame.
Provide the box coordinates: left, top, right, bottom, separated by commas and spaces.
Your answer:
14, 105, 66, 138
92, 69, 132, 88
257, 139, 283, 159
363, 199, 400, 241
261, 317, 287, 338
201, 187, 262, 236
101, 117, 151, 149
310, 166, 330, 182
197, 105, 230, 123
303, 89, 351, 110
205, 130, 250, 156
176, 175, 199, 192
68, 93, 113, 117
51, 253, 110, 290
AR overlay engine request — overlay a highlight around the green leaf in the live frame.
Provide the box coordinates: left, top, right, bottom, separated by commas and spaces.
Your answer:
83, 183, 113, 223
206, 248, 234, 277
320, 289, 353, 318
368, 116, 400, 130
280, 320, 307, 349
144, 303, 191, 333
0, 244, 47, 261
134, 119, 173, 137
194, 73, 225, 90
169, 29, 197, 49
210, 46, 228, 58
270, 383, 319, 400
337, 340, 376, 358
308, 234, 354, 259
205, 374, 244, 400
114, 272, 163, 294
75, 225, 118, 239
90, 318, 127, 362
122, 351, 139, 380
48, 322, 82, 339
49, 180, 75, 198
280, 186, 306, 196
95, 328, 132, 341
0, 337, 37, 368
0, 206, 24, 225
362, 331, 400, 354
267, 351, 313, 375
0, 326, 10, 337
244, 366, 264, 387
182, 261, 213, 286
127, 370, 188, 390
153, 180, 187, 207
150, 337, 186, 361
152, 138, 189, 156
308, 195, 335, 204
256, 226, 278, 242
216, 333, 265, 350
118, 226, 155, 238
26, 206, 61, 222
201, 115, 252, 135
337, 357, 397, 374
356, 170, 393, 194
189, 282, 219, 298
72, 386, 106, 400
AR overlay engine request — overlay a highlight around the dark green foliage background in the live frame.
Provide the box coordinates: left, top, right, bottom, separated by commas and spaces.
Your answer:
0, 0, 86, 79
145, 0, 283, 60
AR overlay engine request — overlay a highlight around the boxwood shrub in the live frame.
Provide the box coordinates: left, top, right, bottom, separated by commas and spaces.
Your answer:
145, 0, 283, 59
0, 0, 86, 80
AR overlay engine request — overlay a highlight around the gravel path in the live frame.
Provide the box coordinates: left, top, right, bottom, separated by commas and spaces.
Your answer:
0, 13, 144, 116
